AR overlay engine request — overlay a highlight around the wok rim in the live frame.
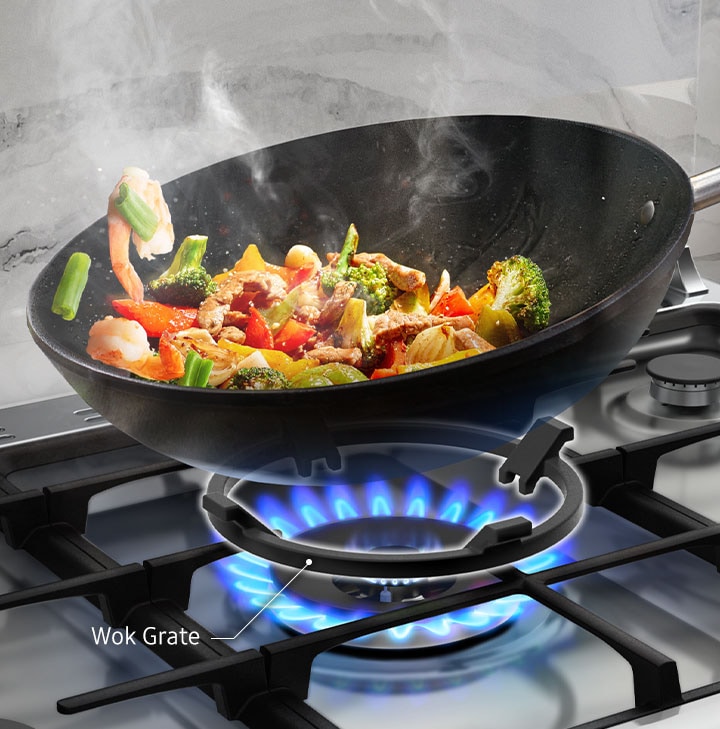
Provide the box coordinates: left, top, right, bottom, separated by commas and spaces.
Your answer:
26, 114, 695, 405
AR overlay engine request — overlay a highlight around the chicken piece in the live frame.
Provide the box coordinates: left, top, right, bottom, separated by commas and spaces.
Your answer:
304, 346, 364, 368
453, 327, 495, 353
352, 252, 426, 291
316, 279, 357, 329
373, 310, 475, 345
197, 269, 287, 335
295, 304, 321, 326
217, 326, 246, 344
325, 251, 426, 292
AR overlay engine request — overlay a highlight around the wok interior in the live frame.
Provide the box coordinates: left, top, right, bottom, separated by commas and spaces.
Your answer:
30, 115, 692, 377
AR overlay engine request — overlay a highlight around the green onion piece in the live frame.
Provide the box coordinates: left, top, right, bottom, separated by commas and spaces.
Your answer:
176, 349, 213, 388
51, 252, 91, 321
177, 349, 201, 386
114, 182, 159, 242
194, 357, 214, 388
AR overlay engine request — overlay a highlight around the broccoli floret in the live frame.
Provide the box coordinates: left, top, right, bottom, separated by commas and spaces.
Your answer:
226, 367, 289, 390
150, 268, 216, 307
486, 255, 550, 332
347, 262, 399, 315
147, 234, 217, 307
320, 224, 398, 314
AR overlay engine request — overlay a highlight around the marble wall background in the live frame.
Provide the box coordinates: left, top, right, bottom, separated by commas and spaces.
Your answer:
1, 0, 719, 407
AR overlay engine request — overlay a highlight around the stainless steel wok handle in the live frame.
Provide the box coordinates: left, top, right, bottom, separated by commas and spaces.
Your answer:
691, 166, 720, 211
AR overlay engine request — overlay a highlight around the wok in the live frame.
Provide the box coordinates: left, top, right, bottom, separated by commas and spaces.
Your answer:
26, 116, 720, 480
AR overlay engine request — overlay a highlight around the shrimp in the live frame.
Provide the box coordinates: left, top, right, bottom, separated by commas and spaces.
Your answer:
87, 316, 185, 381
108, 167, 175, 303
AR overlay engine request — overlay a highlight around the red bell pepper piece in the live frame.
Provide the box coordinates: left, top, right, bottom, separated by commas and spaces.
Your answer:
244, 307, 274, 349
430, 286, 475, 318
379, 339, 407, 369
288, 264, 316, 290
111, 299, 198, 338
273, 318, 316, 353
370, 367, 398, 380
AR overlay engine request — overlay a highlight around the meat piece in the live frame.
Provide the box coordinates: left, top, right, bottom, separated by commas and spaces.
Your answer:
373, 310, 475, 345
305, 346, 363, 368
326, 251, 426, 291
196, 289, 231, 335
295, 304, 321, 326
352, 252, 426, 291
217, 326, 246, 344
316, 280, 357, 329
453, 327, 495, 353
222, 311, 250, 328
197, 269, 287, 335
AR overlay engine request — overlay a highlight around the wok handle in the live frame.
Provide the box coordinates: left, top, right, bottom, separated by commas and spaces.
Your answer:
690, 166, 720, 211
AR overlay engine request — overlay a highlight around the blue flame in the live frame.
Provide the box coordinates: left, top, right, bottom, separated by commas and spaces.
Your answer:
215, 478, 569, 648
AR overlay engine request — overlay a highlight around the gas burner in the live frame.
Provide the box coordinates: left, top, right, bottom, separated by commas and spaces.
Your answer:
214, 475, 568, 651
611, 385, 720, 434
647, 353, 720, 407
604, 355, 720, 438
208, 420, 580, 651
305, 593, 568, 692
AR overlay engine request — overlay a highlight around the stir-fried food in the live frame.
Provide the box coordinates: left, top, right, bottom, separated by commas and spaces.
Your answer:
82, 168, 551, 388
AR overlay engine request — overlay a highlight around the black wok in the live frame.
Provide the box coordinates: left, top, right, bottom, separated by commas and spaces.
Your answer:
26, 116, 718, 480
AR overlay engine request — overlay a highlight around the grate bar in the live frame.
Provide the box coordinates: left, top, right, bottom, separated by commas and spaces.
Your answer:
516, 569, 681, 710
58, 650, 268, 720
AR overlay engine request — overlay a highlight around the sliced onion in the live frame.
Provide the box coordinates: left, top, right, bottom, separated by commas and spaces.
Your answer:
405, 324, 458, 364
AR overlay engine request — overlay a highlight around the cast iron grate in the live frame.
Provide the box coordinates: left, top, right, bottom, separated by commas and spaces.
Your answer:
202, 419, 583, 579
1, 411, 720, 729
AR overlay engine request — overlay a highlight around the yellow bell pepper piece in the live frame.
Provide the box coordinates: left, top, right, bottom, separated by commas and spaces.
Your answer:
218, 339, 319, 378
214, 243, 266, 283
468, 282, 495, 314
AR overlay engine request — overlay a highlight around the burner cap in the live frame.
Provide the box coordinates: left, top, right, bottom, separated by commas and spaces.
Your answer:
647, 353, 720, 407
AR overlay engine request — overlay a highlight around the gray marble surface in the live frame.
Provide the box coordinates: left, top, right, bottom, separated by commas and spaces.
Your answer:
1, 0, 719, 408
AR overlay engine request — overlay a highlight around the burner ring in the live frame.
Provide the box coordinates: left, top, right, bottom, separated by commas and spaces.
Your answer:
203, 421, 584, 579
647, 353, 720, 407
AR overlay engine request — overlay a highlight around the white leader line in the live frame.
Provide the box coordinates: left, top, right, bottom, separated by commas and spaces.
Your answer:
211, 558, 313, 641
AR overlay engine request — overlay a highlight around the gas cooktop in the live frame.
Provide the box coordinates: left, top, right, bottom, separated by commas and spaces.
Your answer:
2, 297, 720, 729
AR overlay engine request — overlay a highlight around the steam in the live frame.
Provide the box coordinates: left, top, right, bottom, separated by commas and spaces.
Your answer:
415, 118, 494, 196
201, 52, 264, 156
